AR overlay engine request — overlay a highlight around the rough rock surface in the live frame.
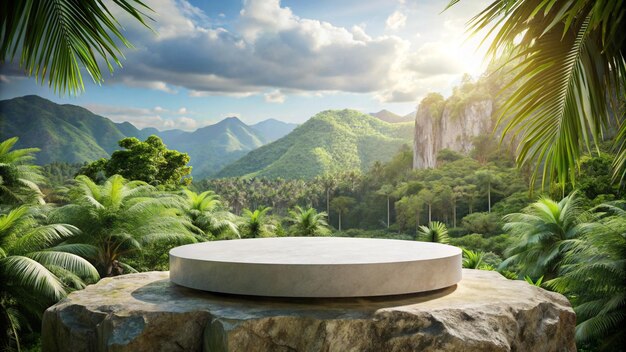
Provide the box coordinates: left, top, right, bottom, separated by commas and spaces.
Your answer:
413, 99, 494, 169
42, 269, 576, 352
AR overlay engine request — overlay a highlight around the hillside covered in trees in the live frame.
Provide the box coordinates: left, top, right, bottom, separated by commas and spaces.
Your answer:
217, 109, 413, 179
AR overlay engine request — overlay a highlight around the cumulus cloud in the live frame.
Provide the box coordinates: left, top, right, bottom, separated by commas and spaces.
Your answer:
85, 104, 210, 131
386, 11, 407, 30
103, 0, 413, 100
264, 90, 286, 103
0, 0, 482, 105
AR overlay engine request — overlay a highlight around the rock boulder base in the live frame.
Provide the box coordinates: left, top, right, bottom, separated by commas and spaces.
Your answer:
42, 269, 576, 352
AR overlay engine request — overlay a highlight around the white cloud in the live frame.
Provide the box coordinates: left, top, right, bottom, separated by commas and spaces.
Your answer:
10, 0, 487, 105
178, 107, 187, 114
105, 0, 408, 99
84, 104, 208, 131
264, 90, 286, 103
386, 10, 407, 31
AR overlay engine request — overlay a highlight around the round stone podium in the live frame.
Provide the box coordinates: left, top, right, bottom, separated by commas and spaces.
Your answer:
169, 237, 462, 297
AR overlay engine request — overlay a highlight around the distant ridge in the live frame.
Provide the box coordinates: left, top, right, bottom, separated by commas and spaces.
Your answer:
0, 95, 295, 177
251, 118, 298, 143
370, 109, 414, 123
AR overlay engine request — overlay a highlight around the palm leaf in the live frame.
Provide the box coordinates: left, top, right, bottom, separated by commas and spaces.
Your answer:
1, 255, 66, 301
0, 0, 153, 95
450, 0, 626, 188
28, 250, 99, 280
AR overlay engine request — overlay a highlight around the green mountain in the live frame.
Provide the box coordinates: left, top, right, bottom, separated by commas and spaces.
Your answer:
161, 117, 266, 177
0, 95, 294, 177
217, 109, 413, 179
0, 95, 126, 164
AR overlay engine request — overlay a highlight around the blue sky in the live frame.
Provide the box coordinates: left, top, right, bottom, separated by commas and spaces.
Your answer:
0, 0, 489, 130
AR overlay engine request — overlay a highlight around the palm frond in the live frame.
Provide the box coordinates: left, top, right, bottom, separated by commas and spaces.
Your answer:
0, 0, 153, 95
28, 250, 99, 280
1, 255, 66, 301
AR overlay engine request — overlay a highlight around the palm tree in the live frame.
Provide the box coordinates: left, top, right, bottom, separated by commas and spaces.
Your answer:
501, 192, 589, 279
317, 173, 338, 223
53, 175, 195, 277
180, 189, 239, 240
1, 1, 152, 95
0, 206, 98, 350
417, 189, 435, 223
448, 0, 626, 187
0, 137, 45, 205
376, 184, 395, 228
417, 221, 450, 244
547, 201, 626, 350
239, 207, 275, 238
474, 169, 500, 213
286, 206, 330, 237
330, 196, 355, 231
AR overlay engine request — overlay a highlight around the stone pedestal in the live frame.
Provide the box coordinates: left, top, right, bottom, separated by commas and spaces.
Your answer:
170, 237, 462, 297
42, 270, 576, 352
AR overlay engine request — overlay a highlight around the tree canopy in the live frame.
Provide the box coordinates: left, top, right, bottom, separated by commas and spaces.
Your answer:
79, 136, 192, 187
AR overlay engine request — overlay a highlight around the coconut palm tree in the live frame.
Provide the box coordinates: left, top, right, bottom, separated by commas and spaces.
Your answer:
0, 206, 98, 350
317, 173, 338, 223
53, 175, 195, 277
330, 196, 355, 231
0, 137, 44, 205
547, 201, 626, 350
1, 1, 152, 95
286, 206, 330, 237
376, 184, 395, 228
474, 169, 500, 213
448, 0, 626, 187
239, 207, 275, 238
501, 192, 590, 279
417, 221, 450, 244
179, 189, 239, 240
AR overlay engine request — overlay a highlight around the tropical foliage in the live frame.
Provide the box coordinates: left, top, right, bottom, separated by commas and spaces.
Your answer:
52, 175, 195, 277
79, 136, 192, 187
548, 202, 626, 350
1, 0, 152, 94
417, 221, 450, 244
179, 189, 239, 240
0, 206, 98, 349
239, 207, 276, 239
450, 0, 626, 188
286, 206, 330, 237
501, 192, 589, 279
0, 137, 44, 205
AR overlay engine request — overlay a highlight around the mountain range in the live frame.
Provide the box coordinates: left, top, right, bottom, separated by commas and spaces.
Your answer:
1, 96, 413, 180
0, 95, 297, 177
217, 109, 413, 179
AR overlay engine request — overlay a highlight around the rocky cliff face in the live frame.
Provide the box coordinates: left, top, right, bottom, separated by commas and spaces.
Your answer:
42, 270, 575, 352
414, 99, 494, 169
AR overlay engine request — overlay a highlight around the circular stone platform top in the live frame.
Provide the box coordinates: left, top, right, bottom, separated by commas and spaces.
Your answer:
170, 237, 462, 297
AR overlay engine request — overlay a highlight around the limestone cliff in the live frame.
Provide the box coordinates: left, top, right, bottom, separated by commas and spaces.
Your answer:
413, 94, 494, 169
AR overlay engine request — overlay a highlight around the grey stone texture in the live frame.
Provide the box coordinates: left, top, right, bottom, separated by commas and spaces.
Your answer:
42, 269, 576, 352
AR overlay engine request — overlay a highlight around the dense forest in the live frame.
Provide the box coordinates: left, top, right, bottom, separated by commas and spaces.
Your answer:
2, 128, 624, 350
